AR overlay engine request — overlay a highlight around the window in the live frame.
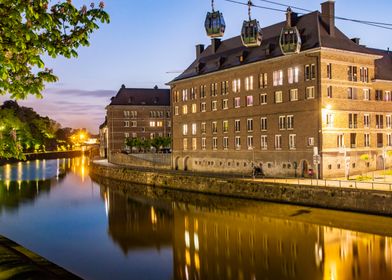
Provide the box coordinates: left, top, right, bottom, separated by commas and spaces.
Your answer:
376, 90, 383, 101
192, 138, 197, 150
385, 91, 392, 101
222, 99, 228, 109
212, 121, 218, 134
149, 121, 156, 127
305, 64, 316, 80
124, 121, 130, 127
348, 113, 358, 128
234, 97, 241, 108
360, 67, 369, 83
290, 89, 298, 101
275, 135, 282, 149
364, 114, 370, 128
211, 83, 218, 97
326, 113, 334, 128
247, 136, 254, 149
235, 120, 241, 133
235, 136, 241, 150
183, 138, 188, 150
190, 87, 197, 100
247, 118, 253, 132
223, 137, 229, 149
174, 91, 180, 103
377, 133, 383, 147
259, 73, 268, 88
275, 91, 283, 103
182, 105, 188, 114
261, 117, 267, 131
246, 95, 254, 106
131, 121, 137, 127
337, 134, 344, 148
327, 63, 332, 79
306, 87, 315, 99
260, 93, 267, 105
200, 85, 207, 98
174, 106, 179, 115
201, 122, 206, 134
388, 134, 392, 146
223, 120, 229, 133
347, 87, 358, 100
192, 123, 197, 135
132, 132, 137, 138
289, 134, 296, 149
157, 121, 163, 127
245, 76, 254, 91
287, 115, 294, 129
221, 81, 229, 95
387, 115, 392, 128
124, 111, 130, 117
348, 66, 358, 82
201, 138, 206, 150
191, 103, 197, 113
273, 70, 283, 86
131, 111, 137, 118
364, 133, 370, 147
261, 135, 268, 150
363, 89, 370, 100
308, 137, 314, 146
212, 100, 218, 111
288, 67, 299, 84
376, 114, 384, 128
232, 78, 241, 93
212, 137, 218, 150
200, 102, 206, 112
182, 124, 188, 135
182, 89, 188, 101
124, 132, 129, 138
350, 133, 357, 148
327, 86, 333, 98
279, 116, 286, 130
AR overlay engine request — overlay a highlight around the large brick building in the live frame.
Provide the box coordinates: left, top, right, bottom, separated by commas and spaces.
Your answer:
168, 1, 392, 178
106, 85, 171, 159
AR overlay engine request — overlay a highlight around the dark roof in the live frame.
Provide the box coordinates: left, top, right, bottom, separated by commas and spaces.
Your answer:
109, 86, 170, 106
172, 11, 391, 83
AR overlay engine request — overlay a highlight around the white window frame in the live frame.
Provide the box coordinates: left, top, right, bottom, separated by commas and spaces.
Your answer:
275, 135, 282, 150
261, 135, 268, 150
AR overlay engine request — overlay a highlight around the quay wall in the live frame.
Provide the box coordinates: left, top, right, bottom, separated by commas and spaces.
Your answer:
90, 162, 392, 217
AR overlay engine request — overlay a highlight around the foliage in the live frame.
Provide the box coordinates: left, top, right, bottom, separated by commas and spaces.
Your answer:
360, 154, 370, 162
126, 136, 171, 153
0, 0, 109, 99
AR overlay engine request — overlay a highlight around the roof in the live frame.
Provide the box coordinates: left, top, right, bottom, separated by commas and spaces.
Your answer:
109, 86, 170, 106
171, 11, 391, 83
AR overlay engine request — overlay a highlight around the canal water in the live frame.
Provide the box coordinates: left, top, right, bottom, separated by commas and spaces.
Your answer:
0, 158, 392, 280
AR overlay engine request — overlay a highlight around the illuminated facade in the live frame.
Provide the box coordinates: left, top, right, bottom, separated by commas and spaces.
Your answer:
169, 1, 392, 178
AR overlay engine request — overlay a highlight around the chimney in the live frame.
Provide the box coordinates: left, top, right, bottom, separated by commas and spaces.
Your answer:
286, 7, 292, 27
121, 84, 126, 89
153, 85, 158, 89
351, 38, 360, 45
211, 38, 221, 54
196, 44, 205, 58
321, 0, 335, 37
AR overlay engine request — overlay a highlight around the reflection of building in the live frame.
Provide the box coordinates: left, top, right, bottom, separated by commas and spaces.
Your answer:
106, 85, 171, 159
101, 186, 173, 254
99, 118, 108, 158
169, 1, 392, 178
323, 227, 392, 280
172, 203, 322, 280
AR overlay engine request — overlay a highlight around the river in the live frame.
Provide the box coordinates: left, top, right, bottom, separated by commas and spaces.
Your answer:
0, 157, 391, 280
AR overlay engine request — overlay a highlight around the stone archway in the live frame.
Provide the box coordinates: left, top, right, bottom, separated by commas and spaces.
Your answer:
174, 156, 180, 170
183, 156, 190, 171
376, 155, 384, 170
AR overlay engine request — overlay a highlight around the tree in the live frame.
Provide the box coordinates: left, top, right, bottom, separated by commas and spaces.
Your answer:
126, 137, 138, 153
0, 0, 110, 99
151, 137, 164, 153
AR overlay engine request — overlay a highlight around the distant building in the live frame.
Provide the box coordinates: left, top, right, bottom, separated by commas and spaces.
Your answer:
99, 118, 108, 158
168, 1, 392, 178
106, 85, 171, 159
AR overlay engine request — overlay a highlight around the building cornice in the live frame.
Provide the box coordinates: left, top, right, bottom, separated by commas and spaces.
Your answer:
372, 79, 392, 84
319, 47, 383, 59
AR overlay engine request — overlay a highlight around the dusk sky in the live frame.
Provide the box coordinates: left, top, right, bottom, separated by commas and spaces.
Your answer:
1, 0, 391, 133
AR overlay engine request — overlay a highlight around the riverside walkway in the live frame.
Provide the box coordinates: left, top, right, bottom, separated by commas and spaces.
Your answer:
0, 236, 80, 279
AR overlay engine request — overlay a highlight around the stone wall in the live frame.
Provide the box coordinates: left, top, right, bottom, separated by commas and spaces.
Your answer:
109, 153, 171, 170
91, 162, 392, 216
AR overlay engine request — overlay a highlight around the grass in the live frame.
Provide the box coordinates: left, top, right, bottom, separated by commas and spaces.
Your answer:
355, 175, 373, 182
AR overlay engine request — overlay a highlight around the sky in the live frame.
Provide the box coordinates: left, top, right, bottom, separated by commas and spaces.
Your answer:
1, 0, 392, 133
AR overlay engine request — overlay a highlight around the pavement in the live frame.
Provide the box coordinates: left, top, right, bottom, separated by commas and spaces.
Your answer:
0, 236, 80, 280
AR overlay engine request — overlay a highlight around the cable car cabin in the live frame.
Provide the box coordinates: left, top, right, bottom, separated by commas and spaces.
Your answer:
279, 26, 301, 55
205, 11, 226, 38
241, 19, 262, 48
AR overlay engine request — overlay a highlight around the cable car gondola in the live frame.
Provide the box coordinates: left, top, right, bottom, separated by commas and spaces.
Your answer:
279, 7, 302, 55
205, 0, 226, 38
241, 1, 262, 48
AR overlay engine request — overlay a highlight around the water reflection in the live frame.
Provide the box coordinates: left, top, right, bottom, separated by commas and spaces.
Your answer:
101, 183, 392, 280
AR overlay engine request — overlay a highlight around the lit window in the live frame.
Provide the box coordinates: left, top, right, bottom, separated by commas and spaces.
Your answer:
259, 73, 268, 88
308, 137, 314, 146
192, 138, 197, 150
150, 121, 156, 127
363, 89, 370, 100
273, 70, 283, 86
288, 67, 299, 84
183, 124, 188, 135
261, 135, 268, 150
192, 103, 197, 113
192, 123, 197, 135
235, 136, 241, 150
306, 87, 315, 99
275, 91, 283, 103
183, 138, 188, 150
182, 89, 188, 101
223, 120, 229, 133
182, 105, 188, 114
232, 78, 241, 93
201, 122, 206, 134
245, 76, 254, 91
174, 106, 179, 116
234, 97, 241, 108
201, 138, 206, 150
364, 114, 370, 128
337, 134, 344, 148
290, 89, 298, 101
246, 95, 254, 106
326, 114, 334, 128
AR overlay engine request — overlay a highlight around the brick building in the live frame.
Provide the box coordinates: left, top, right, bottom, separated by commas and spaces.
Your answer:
106, 85, 171, 159
168, 1, 392, 178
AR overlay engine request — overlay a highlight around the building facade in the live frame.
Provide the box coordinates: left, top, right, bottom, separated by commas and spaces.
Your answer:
106, 85, 171, 160
169, 1, 392, 178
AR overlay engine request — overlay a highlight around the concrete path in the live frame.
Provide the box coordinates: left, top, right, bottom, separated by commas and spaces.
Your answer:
0, 236, 81, 279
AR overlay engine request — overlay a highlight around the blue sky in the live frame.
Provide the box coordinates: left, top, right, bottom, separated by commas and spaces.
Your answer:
2, 0, 391, 133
